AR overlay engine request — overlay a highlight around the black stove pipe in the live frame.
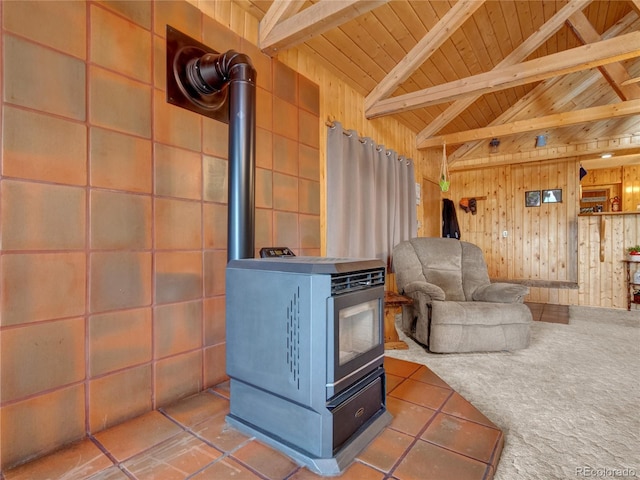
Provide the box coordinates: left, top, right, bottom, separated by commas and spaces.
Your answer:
186, 51, 256, 261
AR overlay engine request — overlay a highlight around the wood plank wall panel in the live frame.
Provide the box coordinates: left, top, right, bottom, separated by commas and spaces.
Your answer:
449, 160, 584, 306
447, 165, 511, 280
582, 166, 623, 186
449, 154, 640, 309
623, 165, 640, 212
578, 214, 640, 309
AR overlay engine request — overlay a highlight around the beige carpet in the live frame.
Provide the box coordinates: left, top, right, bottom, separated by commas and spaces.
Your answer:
386, 306, 640, 480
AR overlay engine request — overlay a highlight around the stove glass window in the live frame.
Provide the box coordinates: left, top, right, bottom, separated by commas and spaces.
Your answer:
338, 299, 380, 365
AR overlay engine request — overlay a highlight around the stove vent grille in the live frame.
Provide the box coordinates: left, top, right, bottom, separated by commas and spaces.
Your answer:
286, 287, 301, 389
330, 268, 385, 295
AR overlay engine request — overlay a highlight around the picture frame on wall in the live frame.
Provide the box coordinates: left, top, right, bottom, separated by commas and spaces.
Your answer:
525, 190, 541, 207
543, 189, 562, 203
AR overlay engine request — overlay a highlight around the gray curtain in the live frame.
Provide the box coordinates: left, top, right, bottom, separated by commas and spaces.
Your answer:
326, 122, 417, 267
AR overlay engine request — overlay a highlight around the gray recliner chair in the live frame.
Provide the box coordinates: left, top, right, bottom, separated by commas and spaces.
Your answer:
393, 237, 532, 353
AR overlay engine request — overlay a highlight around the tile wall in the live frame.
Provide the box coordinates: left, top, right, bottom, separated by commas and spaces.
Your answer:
0, 0, 320, 471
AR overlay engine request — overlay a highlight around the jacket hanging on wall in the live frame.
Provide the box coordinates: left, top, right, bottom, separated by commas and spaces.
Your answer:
442, 199, 460, 239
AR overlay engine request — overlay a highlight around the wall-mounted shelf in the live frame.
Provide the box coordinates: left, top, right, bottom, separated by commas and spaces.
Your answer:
578, 211, 640, 216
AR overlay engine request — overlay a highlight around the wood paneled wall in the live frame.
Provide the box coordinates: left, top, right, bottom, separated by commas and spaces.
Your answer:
582, 166, 623, 186
578, 213, 640, 309
623, 165, 640, 212
447, 160, 579, 303
449, 159, 640, 308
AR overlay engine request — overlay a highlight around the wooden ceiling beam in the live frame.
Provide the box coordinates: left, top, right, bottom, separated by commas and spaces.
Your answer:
419, 99, 640, 148
259, 0, 306, 48
259, 0, 388, 56
413, 0, 593, 146
449, 136, 640, 171
568, 11, 640, 100
448, 12, 639, 162
366, 30, 640, 119
364, 0, 484, 111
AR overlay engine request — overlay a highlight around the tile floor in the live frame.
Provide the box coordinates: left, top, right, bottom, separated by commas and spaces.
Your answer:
3, 357, 503, 480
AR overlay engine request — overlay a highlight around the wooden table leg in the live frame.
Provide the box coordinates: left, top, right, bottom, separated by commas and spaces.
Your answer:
384, 306, 408, 350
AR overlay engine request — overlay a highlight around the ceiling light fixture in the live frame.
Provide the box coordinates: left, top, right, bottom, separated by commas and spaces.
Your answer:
601, 153, 613, 159
535, 135, 547, 147
489, 138, 500, 154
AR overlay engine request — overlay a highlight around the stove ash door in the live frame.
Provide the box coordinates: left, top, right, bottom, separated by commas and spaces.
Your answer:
328, 368, 385, 453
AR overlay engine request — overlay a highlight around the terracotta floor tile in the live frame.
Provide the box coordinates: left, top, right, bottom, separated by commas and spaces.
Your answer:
485, 464, 497, 480
211, 382, 230, 399
384, 357, 421, 378
289, 461, 385, 479
441, 392, 496, 428
231, 439, 299, 479
93, 411, 183, 462
122, 431, 222, 479
420, 413, 501, 463
5, 359, 503, 480
392, 439, 488, 480
385, 373, 405, 393
190, 457, 262, 479
4, 439, 113, 480
489, 431, 505, 468
409, 365, 452, 389
86, 466, 131, 479
386, 396, 437, 437
161, 391, 229, 428
388, 378, 452, 410
356, 428, 414, 473
192, 413, 252, 453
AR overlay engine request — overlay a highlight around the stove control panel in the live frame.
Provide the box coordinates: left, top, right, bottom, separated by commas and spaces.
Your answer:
260, 247, 295, 258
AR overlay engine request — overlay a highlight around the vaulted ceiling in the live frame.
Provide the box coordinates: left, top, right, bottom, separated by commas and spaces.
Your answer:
232, 0, 640, 167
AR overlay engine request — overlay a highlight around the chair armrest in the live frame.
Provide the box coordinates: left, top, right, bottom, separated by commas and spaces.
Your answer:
402, 281, 446, 302
472, 283, 529, 303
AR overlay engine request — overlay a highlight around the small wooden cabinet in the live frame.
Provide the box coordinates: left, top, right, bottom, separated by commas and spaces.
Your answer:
623, 260, 640, 311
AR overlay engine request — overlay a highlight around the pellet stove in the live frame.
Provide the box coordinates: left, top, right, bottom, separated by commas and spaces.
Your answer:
226, 257, 391, 476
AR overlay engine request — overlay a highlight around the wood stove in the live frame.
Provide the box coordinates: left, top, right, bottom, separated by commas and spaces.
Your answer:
225, 257, 391, 475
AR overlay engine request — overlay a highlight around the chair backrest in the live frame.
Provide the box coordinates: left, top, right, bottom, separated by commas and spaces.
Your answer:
393, 238, 490, 301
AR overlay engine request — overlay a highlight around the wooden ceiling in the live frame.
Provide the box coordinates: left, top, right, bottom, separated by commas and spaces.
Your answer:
231, 0, 640, 167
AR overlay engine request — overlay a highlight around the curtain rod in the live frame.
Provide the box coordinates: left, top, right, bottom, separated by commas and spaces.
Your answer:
326, 120, 404, 158
326, 120, 367, 143
324, 121, 400, 160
